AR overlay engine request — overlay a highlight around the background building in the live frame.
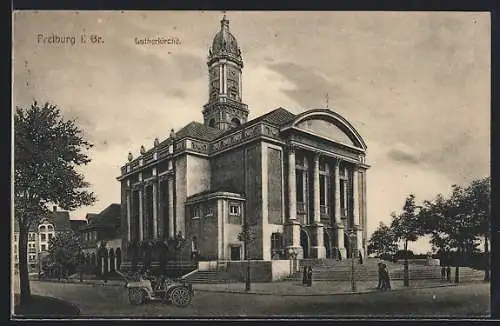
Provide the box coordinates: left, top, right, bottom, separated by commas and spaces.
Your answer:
79, 204, 122, 277
117, 16, 369, 271
13, 206, 73, 273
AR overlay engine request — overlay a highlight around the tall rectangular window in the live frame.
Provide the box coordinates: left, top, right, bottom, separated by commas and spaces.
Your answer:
340, 181, 346, 217
319, 175, 326, 204
145, 185, 154, 239
296, 171, 304, 203
132, 190, 140, 241
160, 180, 169, 238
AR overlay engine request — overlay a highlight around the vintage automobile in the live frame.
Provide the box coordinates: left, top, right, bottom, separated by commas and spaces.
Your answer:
117, 271, 194, 307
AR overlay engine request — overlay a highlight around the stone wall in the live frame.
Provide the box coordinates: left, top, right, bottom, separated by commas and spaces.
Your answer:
211, 148, 245, 193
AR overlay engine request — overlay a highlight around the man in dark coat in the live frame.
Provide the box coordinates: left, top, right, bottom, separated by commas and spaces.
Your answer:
382, 264, 391, 290
376, 262, 383, 289
446, 266, 451, 282
302, 266, 308, 285
307, 266, 313, 287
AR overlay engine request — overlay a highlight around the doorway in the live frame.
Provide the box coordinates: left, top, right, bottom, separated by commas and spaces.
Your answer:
324, 231, 331, 258
230, 245, 241, 261
300, 229, 310, 259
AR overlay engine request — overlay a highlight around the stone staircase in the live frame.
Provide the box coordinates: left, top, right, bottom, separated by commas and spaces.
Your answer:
288, 258, 485, 282
182, 270, 241, 284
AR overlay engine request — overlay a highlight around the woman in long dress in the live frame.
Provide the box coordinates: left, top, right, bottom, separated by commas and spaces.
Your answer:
382, 264, 391, 290
307, 266, 313, 287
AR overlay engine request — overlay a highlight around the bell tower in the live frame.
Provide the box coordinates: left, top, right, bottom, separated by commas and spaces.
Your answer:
203, 15, 249, 130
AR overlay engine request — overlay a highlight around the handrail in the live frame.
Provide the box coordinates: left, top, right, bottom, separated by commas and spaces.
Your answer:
180, 269, 198, 280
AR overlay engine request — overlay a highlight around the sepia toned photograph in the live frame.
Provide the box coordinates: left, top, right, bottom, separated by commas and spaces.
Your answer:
12, 10, 491, 319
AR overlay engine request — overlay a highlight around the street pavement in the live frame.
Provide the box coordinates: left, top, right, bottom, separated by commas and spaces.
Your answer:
15, 279, 490, 318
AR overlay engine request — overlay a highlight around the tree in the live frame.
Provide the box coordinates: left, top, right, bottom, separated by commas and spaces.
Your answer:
390, 194, 423, 287
14, 101, 96, 305
238, 223, 256, 291
418, 194, 454, 263
446, 184, 481, 283
48, 231, 82, 278
367, 222, 398, 257
465, 177, 491, 281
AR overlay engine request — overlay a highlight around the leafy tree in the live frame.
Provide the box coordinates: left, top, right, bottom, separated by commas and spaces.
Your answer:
48, 230, 83, 278
238, 222, 256, 291
418, 194, 454, 262
14, 101, 96, 305
390, 194, 423, 287
446, 184, 482, 283
367, 222, 398, 257
465, 177, 491, 281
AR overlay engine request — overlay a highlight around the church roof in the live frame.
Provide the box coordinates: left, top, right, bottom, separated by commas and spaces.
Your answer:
13, 209, 72, 233
175, 121, 224, 141
215, 107, 296, 139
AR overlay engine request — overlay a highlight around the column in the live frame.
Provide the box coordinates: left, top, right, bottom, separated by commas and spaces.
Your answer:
168, 178, 175, 238
284, 146, 302, 259
152, 181, 158, 239
353, 167, 363, 259
352, 168, 359, 227
139, 188, 144, 241
313, 154, 321, 223
334, 159, 346, 260
310, 153, 325, 259
334, 160, 341, 224
288, 148, 297, 221
126, 191, 131, 241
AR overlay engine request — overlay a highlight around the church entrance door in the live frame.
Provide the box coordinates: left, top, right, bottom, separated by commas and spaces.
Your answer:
300, 229, 310, 259
230, 246, 241, 261
324, 231, 331, 258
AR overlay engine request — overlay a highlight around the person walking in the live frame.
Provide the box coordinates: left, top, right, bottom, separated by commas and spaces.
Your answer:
302, 265, 308, 285
376, 262, 383, 289
382, 264, 391, 290
307, 266, 313, 287
441, 266, 446, 281
446, 266, 451, 282
382, 264, 390, 290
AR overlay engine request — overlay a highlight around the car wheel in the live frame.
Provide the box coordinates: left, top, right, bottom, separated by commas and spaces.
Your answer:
170, 287, 192, 307
128, 288, 145, 305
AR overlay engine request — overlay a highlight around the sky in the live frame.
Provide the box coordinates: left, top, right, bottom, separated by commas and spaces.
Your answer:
12, 11, 490, 253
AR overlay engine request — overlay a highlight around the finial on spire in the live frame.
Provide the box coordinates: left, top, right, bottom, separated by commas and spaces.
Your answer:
221, 11, 229, 30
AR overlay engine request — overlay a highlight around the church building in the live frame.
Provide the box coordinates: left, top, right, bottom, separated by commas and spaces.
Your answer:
117, 16, 369, 267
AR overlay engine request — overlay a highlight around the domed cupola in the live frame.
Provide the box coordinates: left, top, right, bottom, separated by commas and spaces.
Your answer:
208, 15, 243, 66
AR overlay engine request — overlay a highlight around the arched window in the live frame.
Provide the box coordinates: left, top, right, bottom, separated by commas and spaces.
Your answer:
39, 225, 46, 232
209, 119, 216, 128
47, 225, 54, 232
231, 118, 241, 128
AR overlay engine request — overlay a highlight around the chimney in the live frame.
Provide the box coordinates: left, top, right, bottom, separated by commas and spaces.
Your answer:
53, 206, 57, 212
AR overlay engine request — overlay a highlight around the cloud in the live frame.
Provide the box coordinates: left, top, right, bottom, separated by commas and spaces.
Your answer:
387, 149, 420, 165
267, 62, 344, 109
